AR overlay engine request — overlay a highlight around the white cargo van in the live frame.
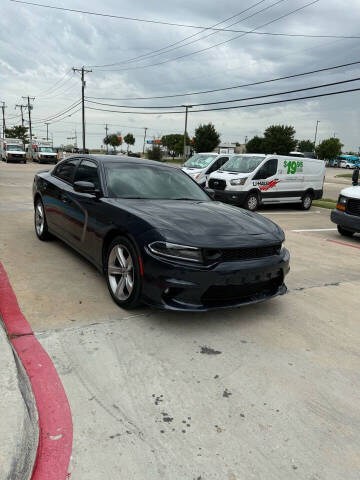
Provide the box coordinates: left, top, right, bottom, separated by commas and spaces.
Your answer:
207, 153, 325, 211
331, 169, 360, 236
0, 138, 27, 163
182, 153, 232, 187
32, 141, 58, 164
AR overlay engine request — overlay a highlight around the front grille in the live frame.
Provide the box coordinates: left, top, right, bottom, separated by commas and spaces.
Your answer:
201, 275, 282, 306
209, 178, 226, 190
347, 198, 360, 216
203, 244, 281, 263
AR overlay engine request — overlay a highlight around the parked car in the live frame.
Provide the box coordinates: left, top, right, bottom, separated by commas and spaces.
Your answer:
207, 154, 325, 211
331, 168, 360, 237
33, 155, 290, 311
182, 153, 231, 187
340, 160, 355, 169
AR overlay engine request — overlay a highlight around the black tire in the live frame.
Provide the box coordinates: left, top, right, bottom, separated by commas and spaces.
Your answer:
300, 192, 313, 210
34, 198, 51, 241
244, 192, 259, 211
105, 236, 142, 309
337, 225, 354, 237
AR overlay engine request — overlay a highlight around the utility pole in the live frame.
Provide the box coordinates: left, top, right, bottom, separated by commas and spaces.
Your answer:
22, 96, 35, 146
1, 102, 6, 137
182, 105, 192, 159
16, 104, 27, 127
73, 66, 92, 152
45, 122, 49, 140
142, 127, 148, 155
105, 123, 109, 153
314, 120, 320, 147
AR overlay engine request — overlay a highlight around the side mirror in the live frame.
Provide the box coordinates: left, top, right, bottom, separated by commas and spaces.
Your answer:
74, 181, 99, 196
352, 168, 359, 186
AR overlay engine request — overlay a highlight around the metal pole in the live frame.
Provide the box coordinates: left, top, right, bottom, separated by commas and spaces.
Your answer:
314, 120, 320, 147
142, 127, 148, 155
182, 105, 192, 159
1, 102, 6, 137
45, 123, 49, 140
105, 123, 109, 153
16, 104, 25, 127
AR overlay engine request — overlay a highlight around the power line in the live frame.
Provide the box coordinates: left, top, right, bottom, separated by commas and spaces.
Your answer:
85, 86, 360, 115
11, 0, 359, 41
87, 59, 360, 101
94, 0, 321, 72
32, 99, 82, 124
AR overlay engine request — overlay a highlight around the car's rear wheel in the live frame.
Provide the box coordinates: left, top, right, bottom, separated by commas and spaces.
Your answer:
106, 236, 142, 309
244, 192, 259, 211
300, 192, 313, 210
34, 199, 51, 240
337, 225, 354, 237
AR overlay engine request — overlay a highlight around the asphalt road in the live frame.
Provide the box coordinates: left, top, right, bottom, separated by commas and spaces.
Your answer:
1, 160, 359, 479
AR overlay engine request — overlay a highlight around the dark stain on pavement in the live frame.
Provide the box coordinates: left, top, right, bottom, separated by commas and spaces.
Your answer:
223, 388, 232, 398
200, 345, 222, 355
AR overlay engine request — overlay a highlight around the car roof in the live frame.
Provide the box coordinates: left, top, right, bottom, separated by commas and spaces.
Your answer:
63, 154, 175, 168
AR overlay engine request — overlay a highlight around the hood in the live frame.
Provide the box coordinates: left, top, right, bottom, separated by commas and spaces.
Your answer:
106, 198, 284, 248
211, 170, 249, 179
341, 185, 360, 199
182, 167, 204, 175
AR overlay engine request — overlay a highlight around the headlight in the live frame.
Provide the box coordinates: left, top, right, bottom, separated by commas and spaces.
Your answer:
148, 241, 203, 263
230, 177, 247, 186
336, 195, 347, 211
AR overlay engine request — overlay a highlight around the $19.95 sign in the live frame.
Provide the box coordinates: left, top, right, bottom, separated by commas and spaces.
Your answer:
284, 160, 303, 174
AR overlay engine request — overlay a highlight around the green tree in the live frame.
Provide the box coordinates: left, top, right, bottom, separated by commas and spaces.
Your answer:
104, 134, 121, 152
147, 145, 163, 161
124, 133, 135, 153
246, 136, 265, 153
5, 125, 28, 146
262, 125, 297, 155
161, 133, 190, 156
316, 138, 343, 160
297, 139, 315, 152
193, 123, 220, 153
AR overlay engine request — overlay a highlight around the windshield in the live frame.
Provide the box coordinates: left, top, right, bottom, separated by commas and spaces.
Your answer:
39, 147, 55, 152
105, 164, 211, 201
7, 145, 23, 151
220, 155, 265, 173
184, 154, 216, 169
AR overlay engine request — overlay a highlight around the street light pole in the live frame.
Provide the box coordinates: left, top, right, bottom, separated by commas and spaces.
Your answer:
142, 127, 148, 155
314, 120, 320, 147
182, 105, 192, 159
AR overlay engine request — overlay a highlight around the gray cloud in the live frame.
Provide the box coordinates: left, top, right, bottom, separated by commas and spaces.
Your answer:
1, 0, 360, 150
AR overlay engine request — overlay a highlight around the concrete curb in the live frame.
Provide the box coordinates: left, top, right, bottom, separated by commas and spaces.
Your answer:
0, 263, 73, 480
0, 322, 38, 480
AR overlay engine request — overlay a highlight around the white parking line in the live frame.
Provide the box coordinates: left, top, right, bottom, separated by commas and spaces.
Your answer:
292, 228, 337, 232
259, 211, 321, 215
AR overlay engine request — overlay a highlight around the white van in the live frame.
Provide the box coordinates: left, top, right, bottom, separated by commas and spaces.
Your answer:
182, 153, 232, 187
0, 138, 27, 163
331, 170, 360, 237
207, 153, 325, 211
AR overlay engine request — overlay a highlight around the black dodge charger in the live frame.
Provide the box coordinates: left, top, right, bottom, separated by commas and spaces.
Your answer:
32, 155, 290, 311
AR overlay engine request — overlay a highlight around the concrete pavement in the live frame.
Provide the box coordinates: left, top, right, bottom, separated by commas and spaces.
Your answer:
0, 321, 38, 480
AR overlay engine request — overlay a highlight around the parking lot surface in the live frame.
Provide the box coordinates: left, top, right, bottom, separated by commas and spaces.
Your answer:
1, 161, 360, 479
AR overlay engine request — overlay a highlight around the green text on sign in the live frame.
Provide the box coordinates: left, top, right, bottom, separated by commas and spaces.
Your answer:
284, 160, 303, 174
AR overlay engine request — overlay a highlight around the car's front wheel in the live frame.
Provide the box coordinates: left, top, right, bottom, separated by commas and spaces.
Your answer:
244, 192, 259, 211
337, 225, 354, 237
105, 236, 142, 309
300, 192, 313, 210
34, 199, 51, 240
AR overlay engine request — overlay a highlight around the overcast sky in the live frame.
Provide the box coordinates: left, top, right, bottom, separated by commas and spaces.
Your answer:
1, 0, 360, 151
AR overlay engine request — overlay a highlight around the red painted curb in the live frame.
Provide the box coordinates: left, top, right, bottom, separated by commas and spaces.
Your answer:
0, 263, 73, 480
326, 238, 360, 250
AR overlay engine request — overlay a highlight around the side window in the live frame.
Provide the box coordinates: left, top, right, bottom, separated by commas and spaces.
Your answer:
254, 159, 278, 179
74, 159, 100, 189
207, 159, 220, 174
54, 158, 79, 183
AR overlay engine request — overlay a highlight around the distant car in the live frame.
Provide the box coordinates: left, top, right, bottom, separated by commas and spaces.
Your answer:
340, 160, 355, 169
182, 153, 231, 187
33, 155, 290, 311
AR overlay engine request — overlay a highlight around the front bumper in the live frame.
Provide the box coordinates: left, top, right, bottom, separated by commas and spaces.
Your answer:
331, 209, 360, 232
5, 155, 26, 162
211, 189, 247, 206
141, 247, 290, 311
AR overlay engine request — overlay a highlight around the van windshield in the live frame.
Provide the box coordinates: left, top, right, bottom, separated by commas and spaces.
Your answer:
6, 145, 23, 151
39, 147, 55, 152
220, 155, 265, 173
184, 154, 216, 169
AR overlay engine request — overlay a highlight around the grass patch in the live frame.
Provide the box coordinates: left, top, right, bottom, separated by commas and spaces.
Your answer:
313, 199, 337, 209
335, 173, 353, 179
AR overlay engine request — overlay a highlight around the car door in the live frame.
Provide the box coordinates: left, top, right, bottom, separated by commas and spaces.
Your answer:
62, 158, 103, 259
44, 158, 80, 233
252, 158, 279, 202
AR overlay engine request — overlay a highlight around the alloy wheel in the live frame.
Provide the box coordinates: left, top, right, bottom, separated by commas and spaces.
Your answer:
35, 202, 45, 236
107, 244, 134, 301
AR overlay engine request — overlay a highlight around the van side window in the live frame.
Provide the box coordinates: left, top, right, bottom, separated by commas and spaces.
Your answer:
254, 159, 278, 179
